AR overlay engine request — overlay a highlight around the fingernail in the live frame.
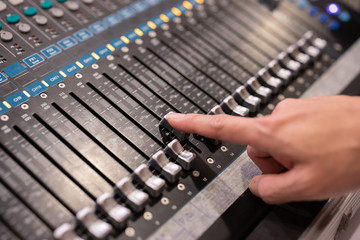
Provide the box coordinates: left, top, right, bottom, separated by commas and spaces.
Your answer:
250, 176, 260, 197
165, 113, 186, 121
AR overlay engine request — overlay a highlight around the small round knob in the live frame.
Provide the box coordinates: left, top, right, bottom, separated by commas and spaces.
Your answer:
24, 7, 37, 17
41, 0, 53, 9
65, 1, 80, 11
49, 7, 64, 18
1, 31, 14, 42
17, 22, 31, 33
34, 15, 48, 25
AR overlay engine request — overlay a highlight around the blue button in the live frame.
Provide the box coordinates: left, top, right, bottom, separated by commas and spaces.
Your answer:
94, 46, 112, 59
40, 44, 62, 59
44, 72, 65, 86
109, 38, 126, 50
138, 23, 152, 35
22, 53, 44, 68
78, 54, 97, 68
175, 3, 187, 12
25, 81, 48, 96
308, 6, 318, 16
147, 0, 161, 6
73, 29, 93, 42
57, 36, 78, 50
0, 102, 9, 116
151, 16, 164, 27
131, 2, 148, 13
329, 20, 340, 31
5, 91, 29, 108
89, 21, 107, 34
297, 0, 308, 9
0, 72, 7, 83
339, 11, 351, 22
124, 31, 139, 42
61, 62, 81, 77
3, 62, 27, 78
104, 14, 121, 27
117, 7, 136, 19
164, 9, 176, 21
319, 13, 328, 23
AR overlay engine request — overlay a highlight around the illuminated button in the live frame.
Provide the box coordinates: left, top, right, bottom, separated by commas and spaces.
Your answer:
96, 193, 131, 230
220, 96, 250, 117
308, 6, 318, 16
49, 7, 64, 18
149, 150, 182, 183
76, 207, 112, 240
43, 72, 65, 86
1, 31, 13, 42
65, 1, 80, 11
133, 164, 166, 198
34, 15, 48, 25
339, 11, 351, 22
115, 177, 149, 212
246, 77, 272, 103
25, 81, 47, 96
7, 14, 20, 24
297, 0, 308, 9
257, 68, 282, 92
0, 2, 7, 12
5, 91, 29, 108
60, 62, 81, 76
94, 46, 111, 59
41, 0, 53, 9
0, 102, 10, 116
41, 44, 62, 58
8, 0, 24, 6
165, 139, 196, 170
23, 53, 44, 68
78, 54, 96, 68
232, 86, 261, 114
319, 13, 328, 23
17, 23, 31, 33
24, 7, 37, 16
159, 112, 190, 141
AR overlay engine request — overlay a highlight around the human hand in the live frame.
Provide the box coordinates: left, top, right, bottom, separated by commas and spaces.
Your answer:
166, 96, 360, 204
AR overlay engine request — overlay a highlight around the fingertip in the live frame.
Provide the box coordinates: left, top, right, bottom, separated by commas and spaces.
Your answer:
249, 175, 261, 197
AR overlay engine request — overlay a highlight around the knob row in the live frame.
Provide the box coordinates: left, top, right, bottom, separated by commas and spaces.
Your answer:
54, 139, 196, 240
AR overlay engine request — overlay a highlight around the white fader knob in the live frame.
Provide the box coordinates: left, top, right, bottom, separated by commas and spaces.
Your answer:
133, 164, 166, 197
165, 139, 196, 170
76, 207, 112, 240
149, 150, 182, 183
115, 177, 149, 212
53, 223, 84, 240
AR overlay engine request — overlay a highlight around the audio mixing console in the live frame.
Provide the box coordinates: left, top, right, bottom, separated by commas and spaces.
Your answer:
0, 0, 359, 239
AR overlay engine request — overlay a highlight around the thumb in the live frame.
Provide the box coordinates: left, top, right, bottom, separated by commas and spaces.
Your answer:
249, 170, 301, 204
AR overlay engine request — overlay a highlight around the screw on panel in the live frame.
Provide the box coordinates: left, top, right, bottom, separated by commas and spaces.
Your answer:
207, 157, 214, 164
92, 64, 99, 69
149, 31, 157, 38
135, 39, 143, 45
193, 170, 200, 177
58, 82, 66, 88
1, 115, 9, 121
143, 212, 153, 221
177, 183, 185, 191
106, 55, 114, 61
220, 146, 228, 152
121, 47, 129, 53
174, 17, 181, 23
161, 197, 169, 205
125, 227, 135, 237
161, 24, 169, 30
40, 93, 48, 98
75, 73, 83, 79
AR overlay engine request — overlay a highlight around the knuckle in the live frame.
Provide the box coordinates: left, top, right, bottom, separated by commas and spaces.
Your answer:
209, 115, 226, 135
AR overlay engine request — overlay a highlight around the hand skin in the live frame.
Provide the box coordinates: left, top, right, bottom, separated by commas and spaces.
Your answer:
166, 96, 360, 204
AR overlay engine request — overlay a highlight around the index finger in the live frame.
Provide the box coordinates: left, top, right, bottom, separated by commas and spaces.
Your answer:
166, 113, 263, 146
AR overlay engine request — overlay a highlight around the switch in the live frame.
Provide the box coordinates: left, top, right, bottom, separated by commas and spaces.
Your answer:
65, 1, 80, 11
115, 177, 149, 212
96, 193, 131, 229
208, 105, 225, 115
1, 31, 14, 42
50, 7, 65, 18
24, 7, 37, 16
76, 207, 112, 240
7, 14, 20, 24
8, 0, 24, 6
165, 139, 196, 170
149, 150, 182, 183
246, 77, 272, 103
267, 60, 292, 84
303, 31, 327, 50
297, 38, 321, 58
277, 52, 301, 74
17, 23, 31, 33
220, 96, 250, 117
41, 0, 53, 9
54, 223, 84, 240
287, 45, 310, 65
257, 68, 282, 93
34, 15, 48, 25
159, 112, 190, 141
232, 86, 261, 114
133, 164, 166, 197
0, 2, 7, 12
